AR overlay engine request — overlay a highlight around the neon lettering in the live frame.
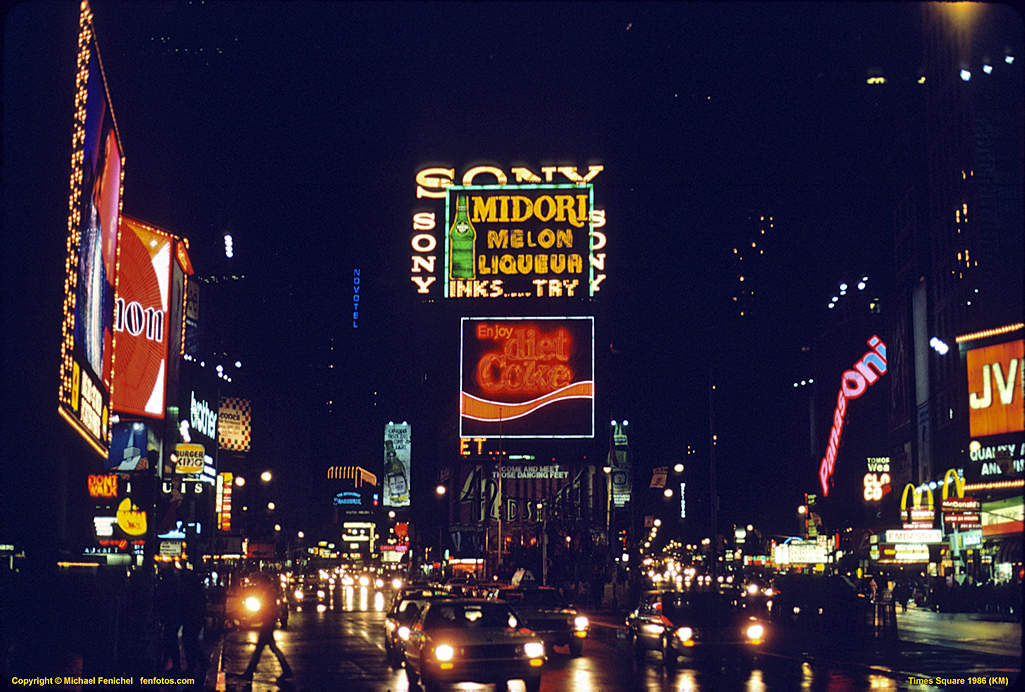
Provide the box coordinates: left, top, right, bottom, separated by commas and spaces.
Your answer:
819, 336, 887, 495
475, 326, 573, 394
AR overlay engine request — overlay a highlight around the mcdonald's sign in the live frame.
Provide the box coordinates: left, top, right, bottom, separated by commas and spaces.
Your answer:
900, 483, 935, 529
940, 469, 981, 527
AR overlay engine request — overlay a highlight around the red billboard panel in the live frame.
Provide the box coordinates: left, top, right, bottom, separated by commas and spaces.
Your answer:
111, 217, 174, 417
967, 339, 1024, 437
460, 316, 593, 438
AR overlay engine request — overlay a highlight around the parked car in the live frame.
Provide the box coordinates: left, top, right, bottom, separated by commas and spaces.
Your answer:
404, 599, 546, 692
626, 590, 769, 668
491, 584, 588, 656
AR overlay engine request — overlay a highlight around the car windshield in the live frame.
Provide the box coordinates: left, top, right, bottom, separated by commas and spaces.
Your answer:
425, 603, 518, 629
663, 594, 743, 623
504, 590, 567, 608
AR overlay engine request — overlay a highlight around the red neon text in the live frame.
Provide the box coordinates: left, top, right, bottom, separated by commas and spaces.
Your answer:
819, 336, 887, 496
476, 326, 573, 394
88, 474, 118, 498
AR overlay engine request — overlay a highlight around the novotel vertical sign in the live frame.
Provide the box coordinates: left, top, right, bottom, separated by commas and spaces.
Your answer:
819, 336, 888, 496
460, 316, 594, 438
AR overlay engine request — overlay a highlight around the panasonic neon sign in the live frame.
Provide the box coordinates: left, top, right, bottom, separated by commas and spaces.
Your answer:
819, 336, 887, 496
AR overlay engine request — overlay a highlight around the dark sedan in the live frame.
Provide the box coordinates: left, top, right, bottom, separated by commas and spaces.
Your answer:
404, 599, 546, 692
384, 590, 454, 668
626, 590, 769, 668
492, 585, 589, 656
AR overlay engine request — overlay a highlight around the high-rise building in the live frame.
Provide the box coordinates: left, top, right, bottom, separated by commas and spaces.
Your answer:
892, 4, 1023, 483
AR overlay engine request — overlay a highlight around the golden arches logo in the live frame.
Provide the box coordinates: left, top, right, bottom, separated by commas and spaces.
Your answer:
942, 468, 967, 500
900, 483, 933, 511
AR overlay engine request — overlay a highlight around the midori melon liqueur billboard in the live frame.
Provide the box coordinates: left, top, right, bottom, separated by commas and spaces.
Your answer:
460, 316, 594, 438
410, 164, 607, 299
443, 185, 593, 298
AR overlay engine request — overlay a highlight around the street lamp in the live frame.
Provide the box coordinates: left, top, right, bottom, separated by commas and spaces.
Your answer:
261, 471, 272, 482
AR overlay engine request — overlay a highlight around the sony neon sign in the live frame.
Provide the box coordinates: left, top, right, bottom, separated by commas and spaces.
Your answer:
410, 164, 607, 298
819, 336, 887, 496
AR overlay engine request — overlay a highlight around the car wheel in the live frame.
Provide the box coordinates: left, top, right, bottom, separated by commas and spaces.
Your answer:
631, 632, 645, 660
569, 638, 584, 657
405, 663, 419, 686
422, 671, 442, 692
524, 675, 542, 692
662, 637, 677, 670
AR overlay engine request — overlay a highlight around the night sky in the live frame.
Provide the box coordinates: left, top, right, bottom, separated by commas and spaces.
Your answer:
4, 2, 930, 546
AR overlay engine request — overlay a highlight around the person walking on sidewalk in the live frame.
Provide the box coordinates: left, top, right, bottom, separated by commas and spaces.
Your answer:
242, 573, 292, 681
180, 566, 208, 679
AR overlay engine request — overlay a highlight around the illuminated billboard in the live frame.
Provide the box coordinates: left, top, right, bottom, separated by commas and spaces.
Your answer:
57, 0, 124, 457
460, 316, 594, 438
443, 185, 593, 298
967, 339, 1023, 438
383, 423, 411, 508
410, 164, 607, 299
219, 397, 252, 452
107, 419, 156, 472
111, 217, 173, 418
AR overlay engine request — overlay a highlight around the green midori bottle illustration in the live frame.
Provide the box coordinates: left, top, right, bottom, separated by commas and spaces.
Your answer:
384, 440, 409, 505
448, 194, 476, 280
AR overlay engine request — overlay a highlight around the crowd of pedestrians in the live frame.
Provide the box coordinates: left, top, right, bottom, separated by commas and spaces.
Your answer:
869, 574, 1022, 618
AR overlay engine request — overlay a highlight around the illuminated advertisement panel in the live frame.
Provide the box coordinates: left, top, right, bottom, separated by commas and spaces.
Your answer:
111, 217, 173, 418
460, 316, 594, 438
57, 1, 123, 458
219, 397, 252, 452
967, 339, 1023, 438
383, 423, 411, 508
410, 164, 607, 299
91, 473, 147, 553
443, 185, 593, 299
107, 419, 157, 472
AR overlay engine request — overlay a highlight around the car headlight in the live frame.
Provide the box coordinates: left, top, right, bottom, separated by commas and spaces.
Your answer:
434, 644, 455, 662
523, 641, 545, 659
317, 589, 325, 598
675, 627, 693, 642
244, 596, 262, 613
398, 626, 411, 641
294, 589, 303, 600
573, 615, 589, 630
392, 578, 403, 589
746, 624, 764, 641
359, 576, 370, 586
